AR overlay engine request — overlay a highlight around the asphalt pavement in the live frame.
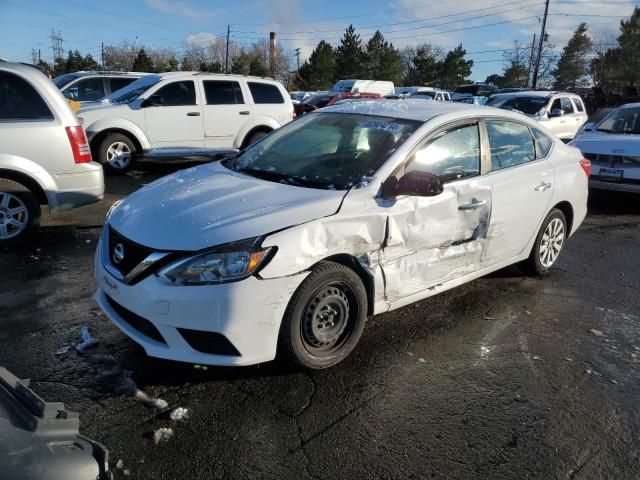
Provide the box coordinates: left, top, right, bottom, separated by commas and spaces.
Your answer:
1, 163, 639, 480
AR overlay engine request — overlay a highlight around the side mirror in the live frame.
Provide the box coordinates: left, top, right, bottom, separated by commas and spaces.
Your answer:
549, 108, 565, 118
142, 94, 163, 107
382, 171, 444, 198
583, 122, 595, 132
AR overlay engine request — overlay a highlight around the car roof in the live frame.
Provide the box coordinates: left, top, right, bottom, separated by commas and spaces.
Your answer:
61, 71, 151, 77
493, 90, 581, 99
324, 99, 503, 122
149, 71, 277, 81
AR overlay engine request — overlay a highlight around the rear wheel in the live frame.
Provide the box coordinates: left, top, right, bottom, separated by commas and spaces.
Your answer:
98, 133, 136, 175
522, 208, 567, 275
278, 261, 368, 369
0, 178, 40, 247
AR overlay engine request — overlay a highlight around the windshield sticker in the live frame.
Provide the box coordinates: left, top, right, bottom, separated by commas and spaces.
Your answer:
360, 120, 405, 133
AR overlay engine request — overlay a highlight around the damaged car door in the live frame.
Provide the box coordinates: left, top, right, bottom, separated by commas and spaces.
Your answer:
379, 121, 492, 302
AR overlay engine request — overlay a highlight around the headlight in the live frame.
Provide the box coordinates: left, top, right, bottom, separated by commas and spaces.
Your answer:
160, 241, 274, 285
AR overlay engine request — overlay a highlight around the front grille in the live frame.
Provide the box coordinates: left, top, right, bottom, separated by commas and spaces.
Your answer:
177, 328, 241, 356
105, 295, 166, 344
108, 226, 154, 277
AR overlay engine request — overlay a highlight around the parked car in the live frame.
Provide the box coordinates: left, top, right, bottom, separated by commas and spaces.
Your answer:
95, 100, 588, 369
53, 71, 150, 104
497, 87, 528, 94
0, 62, 104, 246
331, 79, 395, 97
487, 91, 588, 140
77, 72, 294, 174
451, 83, 498, 101
454, 96, 489, 106
295, 92, 382, 116
570, 103, 640, 193
409, 88, 451, 102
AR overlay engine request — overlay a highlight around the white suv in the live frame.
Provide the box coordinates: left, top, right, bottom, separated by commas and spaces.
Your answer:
0, 62, 104, 246
77, 72, 294, 174
487, 91, 588, 140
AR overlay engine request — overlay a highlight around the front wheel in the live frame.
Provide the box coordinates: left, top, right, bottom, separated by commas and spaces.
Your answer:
0, 178, 41, 247
522, 208, 567, 275
278, 261, 368, 369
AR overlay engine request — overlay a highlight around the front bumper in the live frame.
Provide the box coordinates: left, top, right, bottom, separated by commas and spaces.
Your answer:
51, 162, 105, 212
94, 239, 306, 366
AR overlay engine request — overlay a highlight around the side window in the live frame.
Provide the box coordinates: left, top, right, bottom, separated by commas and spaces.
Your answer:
0, 71, 53, 121
550, 98, 561, 112
248, 82, 285, 104
63, 77, 106, 102
560, 97, 574, 115
153, 81, 196, 106
406, 124, 480, 183
203, 80, 244, 105
532, 128, 553, 159
572, 98, 585, 113
486, 120, 536, 171
109, 77, 136, 93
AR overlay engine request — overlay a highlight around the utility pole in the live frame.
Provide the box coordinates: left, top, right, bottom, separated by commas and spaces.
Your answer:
101, 42, 105, 70
49, 29, 64, 69
225, 25, 230, 73
294, 48, 301, 72
531, 0, 549, 90
527, 33, 537, 88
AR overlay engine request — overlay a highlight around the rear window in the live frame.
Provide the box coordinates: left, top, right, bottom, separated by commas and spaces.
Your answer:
248, 82, 284, 104
532, 128, 553, 158
0, 71, 53, 121
52, 73, 79, 88
203, 80, 244, 105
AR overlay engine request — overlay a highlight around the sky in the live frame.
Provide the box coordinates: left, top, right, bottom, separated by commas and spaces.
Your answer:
0, 0, 638, 82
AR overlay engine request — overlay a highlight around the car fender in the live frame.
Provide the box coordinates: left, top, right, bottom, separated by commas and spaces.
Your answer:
234, 115, 281, 147
84, 117, 151, 150
0, 153, 59, 209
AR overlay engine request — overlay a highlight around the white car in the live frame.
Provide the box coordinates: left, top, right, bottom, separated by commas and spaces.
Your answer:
77, 72, 294, 174
570, 103, 640, 193
94, 101, 589, 369
53, 71, 150, 104
410, 88, 451, 102
0, 62, 104, 246
487, 91, 588, 141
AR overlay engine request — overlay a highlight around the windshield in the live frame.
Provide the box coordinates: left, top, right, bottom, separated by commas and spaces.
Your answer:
454, 85, 479, 95
597, 107, 640, 134
411, 92, 436, 99
486, 96, 549, 115
53, 73, 79, 88
225, 113, 420, 190
105, 74, 162, 103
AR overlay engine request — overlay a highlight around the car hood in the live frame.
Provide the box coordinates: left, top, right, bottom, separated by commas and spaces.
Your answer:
107, 162, 347, 251
571, 131, 640, 156
77, 102, 129, 116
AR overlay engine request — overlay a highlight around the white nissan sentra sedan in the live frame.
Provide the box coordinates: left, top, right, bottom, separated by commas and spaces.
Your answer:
94, 101, 590, 369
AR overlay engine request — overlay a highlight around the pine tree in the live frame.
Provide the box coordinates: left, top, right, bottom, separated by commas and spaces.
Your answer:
618, 7, 640, 86
438, 45, 473, 90
553, 23, 592, 89
132, 49, 155, 72
298, 40, 336, 90
335, 25, 365, 80
365, 31, 403, 83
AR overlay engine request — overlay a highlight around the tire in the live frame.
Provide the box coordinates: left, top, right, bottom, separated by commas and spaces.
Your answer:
521, 208, 567, 276
243, 130, 269, 148
278, 261, 368, 369
0, 178, 41, 247
97, 133, 136, 175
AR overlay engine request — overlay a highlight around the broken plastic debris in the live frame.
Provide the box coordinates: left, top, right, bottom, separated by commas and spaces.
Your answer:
532, 355, 542, 361
589, 329, 604, 337
55, 345, 70, 355
153, 427, 174, 445
418, 358, 426, 363
116, 459, 124, 470
169, 407, 189, 421
75, 326, 97, 351
585, 369, 592, 375
134, 389, 168, 409
483, 315, 496, 320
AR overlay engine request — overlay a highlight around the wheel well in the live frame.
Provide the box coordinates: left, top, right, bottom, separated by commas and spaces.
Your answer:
320, 254, 375, 316
241, 126, 273, 149
90, 129, 142, 156
553, 201, 574, 235
0, 169, 48, 205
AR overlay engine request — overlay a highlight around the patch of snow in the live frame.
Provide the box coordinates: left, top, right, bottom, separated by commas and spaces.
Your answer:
589, 329, 604, 337
116, 459, 124, 470
170, 407, 189, 421
134, 389, 168, 410
55, 345, 70, 355
153, 427, 174, 445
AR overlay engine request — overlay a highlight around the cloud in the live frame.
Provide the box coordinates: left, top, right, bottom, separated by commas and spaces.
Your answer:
145, 0, 212, 21
185, 32, 222, 47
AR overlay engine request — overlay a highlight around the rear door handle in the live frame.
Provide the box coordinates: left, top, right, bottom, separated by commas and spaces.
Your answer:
458, 199, 487, 211
535, 181, 552, 192
186, 112, 200, 116
239, 111, 250, 115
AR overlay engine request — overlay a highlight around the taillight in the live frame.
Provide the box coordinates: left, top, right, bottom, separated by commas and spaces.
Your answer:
65, 126, 92, 163
580, 158, 591, 177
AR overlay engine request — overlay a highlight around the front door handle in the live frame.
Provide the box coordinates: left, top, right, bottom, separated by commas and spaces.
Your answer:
458, 199, 487, 211
239, 110, 250, 115
535, 181, 552, 192
186, 112, 200, 116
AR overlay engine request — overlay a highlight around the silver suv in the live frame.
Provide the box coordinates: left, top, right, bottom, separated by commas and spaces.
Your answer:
53, 71, 150, 104
0, 62, 104, 246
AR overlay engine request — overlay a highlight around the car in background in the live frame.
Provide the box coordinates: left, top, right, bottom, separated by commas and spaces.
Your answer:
497, 87, 528, 94
486, 91, 588, 140
53, 71, 150, 104
95, 100, 588, 369
77, 72, 294, 174
331, 79, 395, 97
0, 62, 104, 247
294, 92, 382, 116
454, 96, 489, 106
570, 103, 640, 193
410, 88, 451, 102
451, 83, 498, 101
